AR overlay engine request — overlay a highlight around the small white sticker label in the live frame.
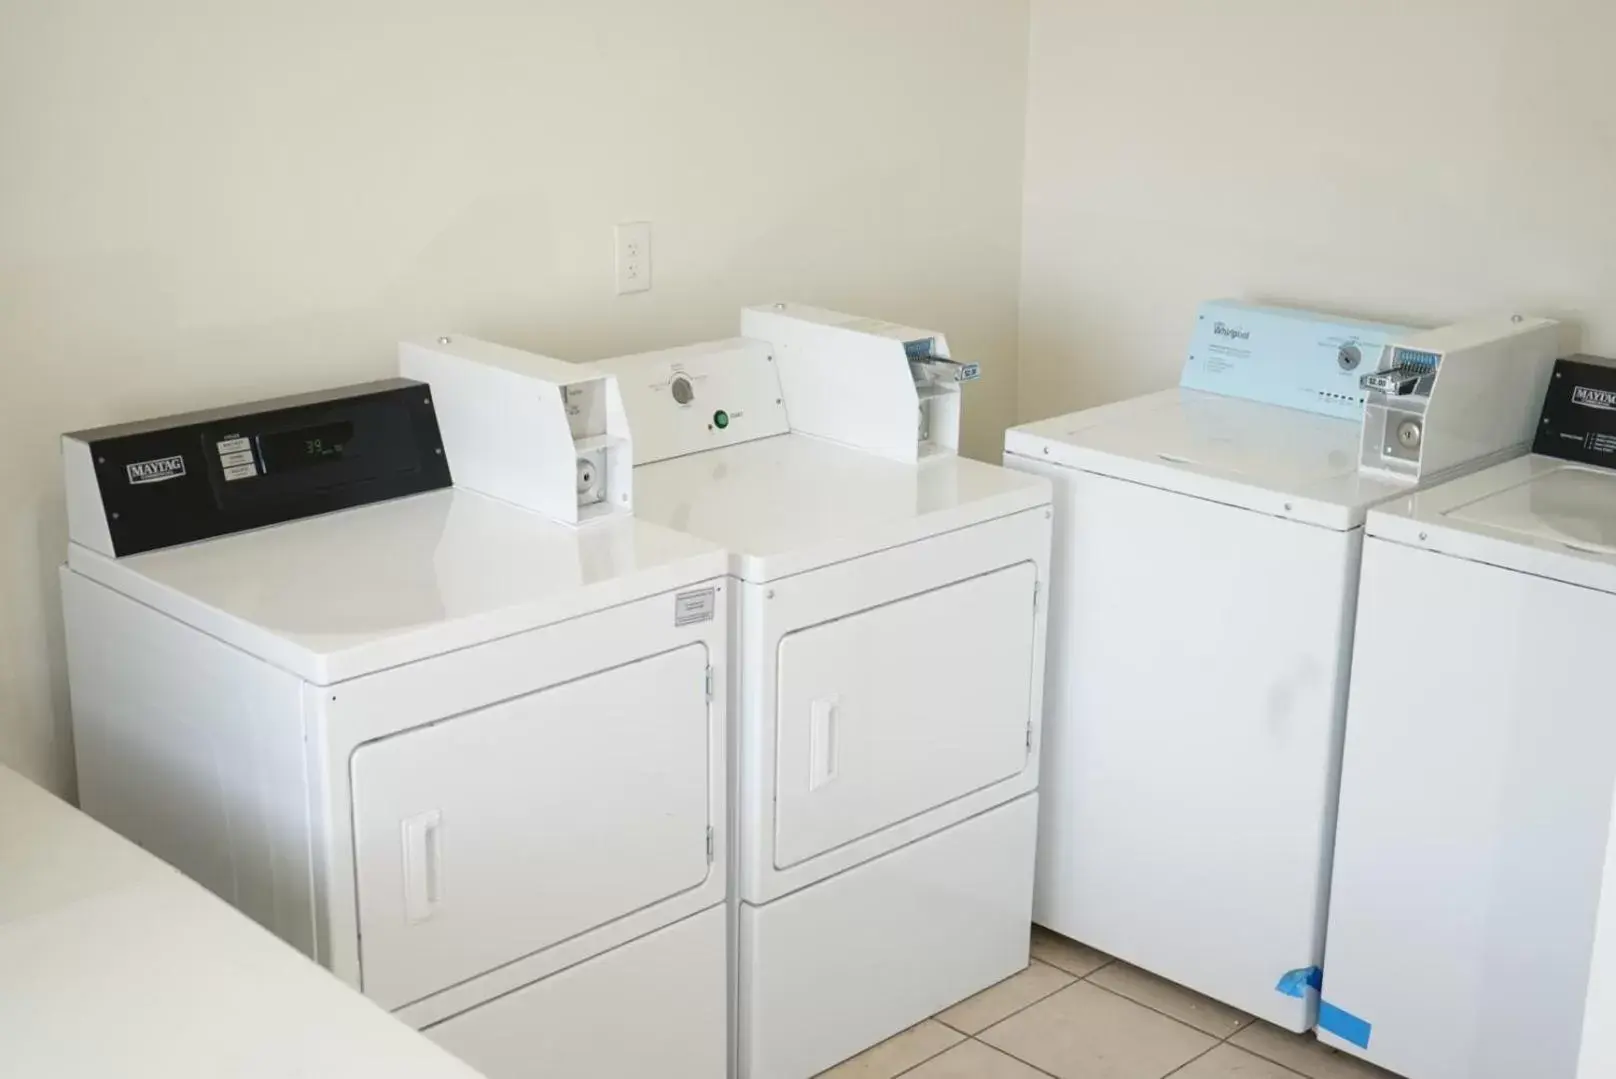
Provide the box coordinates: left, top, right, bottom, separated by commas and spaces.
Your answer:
216, 437, 251, 455
222, 463, 258, 481
218, 450, 255, 467
126, 456, 186, 485
675, 587, 716, 626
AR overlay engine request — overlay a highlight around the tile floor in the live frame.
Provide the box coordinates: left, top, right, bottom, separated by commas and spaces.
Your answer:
819, 928, 1403, 1079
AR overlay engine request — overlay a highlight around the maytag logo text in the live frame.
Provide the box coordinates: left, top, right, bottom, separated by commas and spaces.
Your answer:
1573, 386, 1616, 411
126, 455, 187, 485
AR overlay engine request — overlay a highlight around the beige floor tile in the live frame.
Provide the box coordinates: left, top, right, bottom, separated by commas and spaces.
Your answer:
980, 981, 1215, 1079
1172, 1044, 1307, 1078
1229, 1022, 1402, 1079
1029, 924, 1112, 977
1088, 961, 1253, 1037
934, 959, 1076, 1034
817, 1019, 963, 1078
906, 1039, 1053, 1078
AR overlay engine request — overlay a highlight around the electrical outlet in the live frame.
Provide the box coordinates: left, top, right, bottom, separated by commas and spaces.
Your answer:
614, 221, 652, 295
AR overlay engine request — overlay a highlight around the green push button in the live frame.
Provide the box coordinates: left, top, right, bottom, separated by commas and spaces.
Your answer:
713, 410, 730, 430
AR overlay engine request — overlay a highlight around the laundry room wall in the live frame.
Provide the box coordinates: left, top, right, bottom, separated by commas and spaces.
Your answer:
1018, 0, 1616, 419
0, 1, 1032, 796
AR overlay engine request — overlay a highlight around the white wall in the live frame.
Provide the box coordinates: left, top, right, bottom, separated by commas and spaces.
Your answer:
1020, 0, 1616, 418
0, 1, 1031, 796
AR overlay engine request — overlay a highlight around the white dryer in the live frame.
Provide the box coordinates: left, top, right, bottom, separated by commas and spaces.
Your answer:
1322, 354, 1616, 1079
1003, 303, 1559, 1031
62, 361, 730, 1079
588, 304, 1053, 1079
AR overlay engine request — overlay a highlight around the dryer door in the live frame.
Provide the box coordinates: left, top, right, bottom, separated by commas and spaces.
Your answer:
773, 563, 1036, 868
349, 642, 712, 1010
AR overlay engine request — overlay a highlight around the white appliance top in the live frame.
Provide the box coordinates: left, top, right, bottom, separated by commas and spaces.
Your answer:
1005, 388, 1415, 530
0, 765, 485, 1079
630, 433, 1051, 582
67, 488, 727, 684
1367, 455, 1616, 595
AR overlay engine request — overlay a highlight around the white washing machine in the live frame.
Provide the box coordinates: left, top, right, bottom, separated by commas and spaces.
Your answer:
1579, 767, 1616, 1079
1003, 302, 1560, 1031
588, 303, 1053, 1079
1322, 354, 1616, 1079
62, 358, 730, 1079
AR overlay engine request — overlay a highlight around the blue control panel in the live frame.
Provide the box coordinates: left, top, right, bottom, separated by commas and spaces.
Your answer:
1181, 301, 1418, 421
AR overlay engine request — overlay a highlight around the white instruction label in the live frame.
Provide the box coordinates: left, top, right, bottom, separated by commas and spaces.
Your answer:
674, 587, 716, 626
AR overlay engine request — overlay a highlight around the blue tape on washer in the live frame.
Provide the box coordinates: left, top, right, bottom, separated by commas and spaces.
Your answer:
1275, 967, 1323, 998
1318, 1001, 1372, 1049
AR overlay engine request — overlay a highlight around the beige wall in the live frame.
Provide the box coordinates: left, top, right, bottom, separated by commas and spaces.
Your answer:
1020, 0, 1616, 418
0, 1, 1032, 796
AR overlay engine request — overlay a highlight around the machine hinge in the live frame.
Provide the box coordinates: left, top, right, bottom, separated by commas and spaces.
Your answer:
1025, 720, 1034, 753
706, 826, 715, 863
704, 665, 715, 702
1032, 581, 1041, 610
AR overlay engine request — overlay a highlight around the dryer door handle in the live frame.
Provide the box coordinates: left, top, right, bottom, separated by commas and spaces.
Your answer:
809, 696, 839, 791
402, 809, 443, 923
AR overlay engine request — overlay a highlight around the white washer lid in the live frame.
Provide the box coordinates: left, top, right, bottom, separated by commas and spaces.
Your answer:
1005, 388, 1410, 530
1367, 455, 1616, 595
67, 487, 727, 684
628, 433, 1052, 582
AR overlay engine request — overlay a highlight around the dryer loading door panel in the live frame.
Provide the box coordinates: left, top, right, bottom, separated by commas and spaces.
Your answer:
773, 563, 1036, 869
350, 643, 712, 1010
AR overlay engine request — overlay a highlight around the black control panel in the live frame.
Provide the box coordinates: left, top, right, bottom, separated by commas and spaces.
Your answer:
1534, 355, 1616, 469
70, 379, 452, 556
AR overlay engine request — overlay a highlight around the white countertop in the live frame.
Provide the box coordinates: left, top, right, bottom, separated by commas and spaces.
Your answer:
0, 765, 485, 1078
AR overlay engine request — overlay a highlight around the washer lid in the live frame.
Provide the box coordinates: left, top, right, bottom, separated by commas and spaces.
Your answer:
67, 488, 728, 685
1366, 455, 1616, 595
628, 433, 1051, 582
1450, 466, 1616, 553
1005, 389, 1407, 530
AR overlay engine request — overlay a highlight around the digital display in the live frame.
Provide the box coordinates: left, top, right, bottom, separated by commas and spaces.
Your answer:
257, 421, 354, 473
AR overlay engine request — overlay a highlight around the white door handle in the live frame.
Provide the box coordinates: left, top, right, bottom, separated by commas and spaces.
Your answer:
809, 697, 839, 791
402, 809, 443, 923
